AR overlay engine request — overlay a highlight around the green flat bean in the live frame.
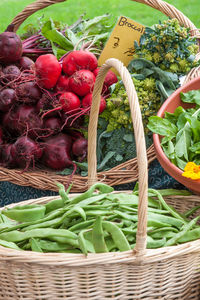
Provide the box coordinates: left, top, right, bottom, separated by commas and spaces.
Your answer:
48, 236, 79, 247
0, 208, 65, 234
78, 231, 88, 255
183, 205, 200, 218
37, 239, 74, 251
165, 216, 200, 246
146, 236, 166, 248
30, 238, 43, 252
69, 183, 113, 205
68, 219, 95, 232
148, 189, 187, 223
0, 228, 77, 242
2, 204, 46, 222
0, 238, 21, 251
45, 198, 64, 214
92, 216, 108, 253
102, 221, 131, 252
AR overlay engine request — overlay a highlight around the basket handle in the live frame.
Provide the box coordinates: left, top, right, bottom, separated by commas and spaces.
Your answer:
88, 58, 148, 255
10, 0, 198, 34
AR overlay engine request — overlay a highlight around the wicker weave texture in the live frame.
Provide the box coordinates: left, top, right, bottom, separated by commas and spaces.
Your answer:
0, 0, 199, 192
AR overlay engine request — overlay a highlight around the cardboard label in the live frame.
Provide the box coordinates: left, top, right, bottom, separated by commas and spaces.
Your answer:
98, 16, 145, 67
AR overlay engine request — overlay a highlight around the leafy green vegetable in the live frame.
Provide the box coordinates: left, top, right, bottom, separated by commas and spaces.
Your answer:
148, 89, 200, 170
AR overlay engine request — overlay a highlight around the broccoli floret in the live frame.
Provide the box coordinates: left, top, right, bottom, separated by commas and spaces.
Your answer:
99, 127, 153, 169
134, 18, 199, 75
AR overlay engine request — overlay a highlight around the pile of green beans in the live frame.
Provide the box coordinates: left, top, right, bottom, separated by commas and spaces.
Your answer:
0, 183, 199, 254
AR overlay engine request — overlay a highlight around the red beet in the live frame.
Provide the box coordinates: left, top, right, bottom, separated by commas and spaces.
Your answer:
0, 144, 16, 168
55, 75, 70, 92
18, 56, 34, 70
11, 136, 43, 169
62, 50, 98, 76
41, 133, 73, 170
35, 54, 62, 89
0, 32, 23, 64
72, 137, 88, 161
15, 104, 43, 138
69, 69, 96, 97
43, 117, 62, 135
0, 88, 17, 111
16, 81, 41, 104
82, 93, 106, 114
3, 65, 21, 81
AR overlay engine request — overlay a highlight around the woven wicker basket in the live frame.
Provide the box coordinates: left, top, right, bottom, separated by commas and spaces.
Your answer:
1, 58, 200, 300
0, 0, 200, 193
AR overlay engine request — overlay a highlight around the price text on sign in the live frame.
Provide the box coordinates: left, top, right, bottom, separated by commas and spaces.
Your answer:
98, 16, 145, 67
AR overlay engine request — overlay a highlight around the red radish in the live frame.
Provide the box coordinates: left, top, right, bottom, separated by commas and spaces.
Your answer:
11, 136, 43, 170
34, 54, 62, 89
0, 88, 17, 111
59, 92, 81, 112
55, 75, 70, 92
72, 137, 88, 161
42, 91, 81, 118
69, 69, 96, 97
18, 56, 34, 70
0, 32, 23, 63
41, 133, 73, 170
16, 81, 41, 104
82, 93, 106, 114
62, 50, 98, 76
93, 68, 118, 93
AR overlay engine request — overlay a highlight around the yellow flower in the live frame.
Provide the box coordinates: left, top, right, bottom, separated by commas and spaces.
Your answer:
182, 162, 200, 180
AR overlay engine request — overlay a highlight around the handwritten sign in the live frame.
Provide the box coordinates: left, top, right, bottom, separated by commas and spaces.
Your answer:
98, 16, 145, 68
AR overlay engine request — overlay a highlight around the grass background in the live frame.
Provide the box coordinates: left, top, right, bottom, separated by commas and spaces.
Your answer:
0, 0, 199, 34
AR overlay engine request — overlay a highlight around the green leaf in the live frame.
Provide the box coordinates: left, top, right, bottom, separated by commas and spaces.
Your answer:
97, 151, 115, 171
176, 156, 187, 170
65, 28, 80, 46
180, 90, 200, 105
115, 154, 123, 161
175, 126, 191, 160
147, 116, 177, 138
123, 134, 134, 142
41, 19, 73, 52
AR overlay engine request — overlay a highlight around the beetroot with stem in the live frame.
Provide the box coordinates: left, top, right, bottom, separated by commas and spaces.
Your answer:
18, 56, 34, 71
3, 65, 21, 82
72, 137, 88, 161
0, 143, 17, 168
42, 91, 81, 119
15, 104, 44, 138
34, 54, 62, 89
41, 133, 74, 170
11, 136, 43, 170
16, 81, 42, 104
43, 117, 62, 136
62, 50, 98, 76
0, 31, 23, 64
55, 75, 70, 92
69, 69, 96, 97
82, 93, 106, 114
0, 88, 17, 112
0, 126, 3, 144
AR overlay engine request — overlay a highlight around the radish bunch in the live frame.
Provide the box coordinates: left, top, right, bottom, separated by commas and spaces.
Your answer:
0, 31, 118, 172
